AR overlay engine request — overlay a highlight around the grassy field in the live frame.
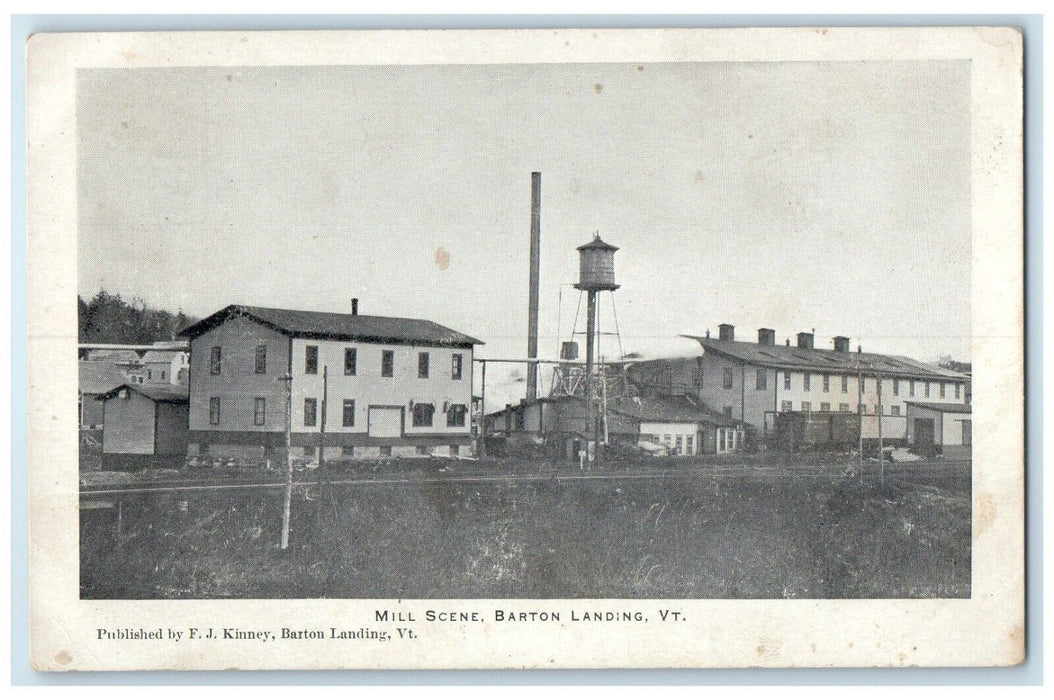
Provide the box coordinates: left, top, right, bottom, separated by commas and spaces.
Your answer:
80, 456, 970, 599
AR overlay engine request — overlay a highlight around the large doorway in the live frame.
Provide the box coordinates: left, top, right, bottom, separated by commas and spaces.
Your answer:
368, 406, 403, 438
914, 417, 935, 450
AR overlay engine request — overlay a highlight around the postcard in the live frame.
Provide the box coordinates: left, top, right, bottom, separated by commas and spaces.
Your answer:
26, 26, 1023, 670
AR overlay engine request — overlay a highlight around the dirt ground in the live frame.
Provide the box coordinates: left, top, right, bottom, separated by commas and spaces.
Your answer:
79, 454, 970, 599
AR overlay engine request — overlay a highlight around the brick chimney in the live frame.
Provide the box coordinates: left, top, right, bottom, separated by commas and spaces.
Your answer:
758, 328, 775, 346
796, 331, 814, 350
718, 323, 735, 341
833, 336, 850, 353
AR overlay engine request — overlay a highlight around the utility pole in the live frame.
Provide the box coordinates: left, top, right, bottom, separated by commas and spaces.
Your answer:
314, 365, 329, 535
584, 289, 597, 470
857, 367, 864, 477
480, 360, 486, 458
280, 372, 293, 550
877, 369, 884, 484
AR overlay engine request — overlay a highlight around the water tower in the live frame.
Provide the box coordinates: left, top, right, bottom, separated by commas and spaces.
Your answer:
574, 234, 619, 466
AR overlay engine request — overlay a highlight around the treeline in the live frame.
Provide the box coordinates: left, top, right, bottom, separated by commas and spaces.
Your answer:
78, 290, 198, 344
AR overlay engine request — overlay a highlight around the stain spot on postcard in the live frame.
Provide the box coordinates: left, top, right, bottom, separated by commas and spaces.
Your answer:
977, 493, 996, 537
121, 51, 137, 61
435, 247, 451, 271
594, 83, 603, 94
755, 637, 780, 660
55, 650, 72, 665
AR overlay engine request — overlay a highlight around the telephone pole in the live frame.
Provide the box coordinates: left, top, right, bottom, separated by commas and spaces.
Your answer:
280, 372, 293, 550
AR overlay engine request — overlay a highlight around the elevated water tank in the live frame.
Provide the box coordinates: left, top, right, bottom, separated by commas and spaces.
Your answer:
574, 234, 619, 291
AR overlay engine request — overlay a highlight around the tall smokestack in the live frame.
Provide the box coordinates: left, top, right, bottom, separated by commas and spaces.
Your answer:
526, 172, 541, 401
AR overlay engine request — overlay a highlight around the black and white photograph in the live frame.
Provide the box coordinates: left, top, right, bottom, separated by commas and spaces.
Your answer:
27, 27, 1024, 670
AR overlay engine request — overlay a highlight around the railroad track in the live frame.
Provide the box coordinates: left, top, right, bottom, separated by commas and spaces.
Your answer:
80, 459, 970, 497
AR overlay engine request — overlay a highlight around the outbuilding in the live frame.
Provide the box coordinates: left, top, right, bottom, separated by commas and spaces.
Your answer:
905, 401, 972, 459
96, 383, 190, 456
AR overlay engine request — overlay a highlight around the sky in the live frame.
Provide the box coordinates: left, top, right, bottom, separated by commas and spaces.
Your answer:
77, 61, 971, 408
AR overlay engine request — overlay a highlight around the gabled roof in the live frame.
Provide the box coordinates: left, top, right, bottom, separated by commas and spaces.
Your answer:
684, 336, 967, 381
178, 305, 483, 347
79, 361, 127, 395
96, 383, 189, 403
905, 401, 972, 414
141, 350, 185, 363
606, 395, 739, 426
485, 394, 738, 427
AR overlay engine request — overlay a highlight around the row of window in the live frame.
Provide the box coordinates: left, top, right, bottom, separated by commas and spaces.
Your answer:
209, 345, 465, 380
206, 397, 467, 428
778, 400, 904, 415
723, 367, 961, 399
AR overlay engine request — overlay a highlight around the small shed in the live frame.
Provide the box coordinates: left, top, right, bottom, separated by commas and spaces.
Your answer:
79, 360, 128, 429
96, 384, 190, 456
905, 401, 972, 459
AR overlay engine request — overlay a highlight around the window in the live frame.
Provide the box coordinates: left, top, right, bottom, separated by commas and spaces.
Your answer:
418, 352, 430, 379
925, 382, 931, 398
801, 401, 811, 412
723, 406, 733, 418
859, 404, 867, 414
379, 446, 392, 457
417, 445, 430, 456
161, 371, 166, 380
822, 373, 830, 392
344, 348, 357, 376
756, 369, 767, 390
210, 346, 221, 374
803, 373, 811, 391
664, 435, 672, 446
412, 402, 434, 427
446, 404, 467, 427
305, 346, 318, 374
841, 375, 848, 393
304, 398, 317, 427
342, 399, 355, 427
675, 435, 683, 454
939, 382, 946, 399
784, 372, 792, 390
910, 380, 916, 397
255, 344, 267, 374
686, 435, 694, 454
452, 354, 463, 380
381, 350, 394, 377
860, 376, 866, 393
722, 367, 733, 389
254, 398, 266, 426
820, 402, 830, 412
147, 369, 152, 380
891, 405, 901, 416
891, 379, 898, 396
876, 403, 883, 415
781, 400, 793, 412
955, 383, 961, 399
839, 403, 850, 412
209, 397, 220, 425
